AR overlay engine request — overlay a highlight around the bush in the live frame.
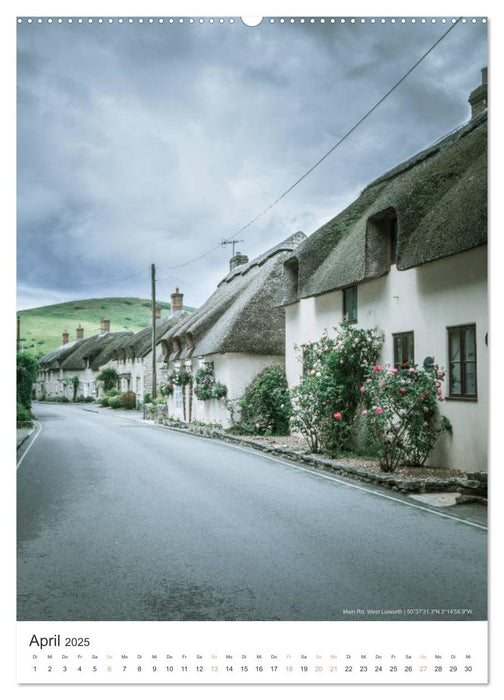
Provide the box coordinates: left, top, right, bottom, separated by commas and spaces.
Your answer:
97, 367, 119, 392
238, 366, 292, 436
108, 395, 122, 409
99, 395, 110, 407
120, 392, 137, 410
361, 361, 452, 472
17, 403, 32, 422
290, 324, 383, 454
17, 352, 39, 409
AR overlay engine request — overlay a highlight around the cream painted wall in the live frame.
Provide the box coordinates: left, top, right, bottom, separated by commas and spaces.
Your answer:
285, 246, 488, 471
165, 353, 284, 427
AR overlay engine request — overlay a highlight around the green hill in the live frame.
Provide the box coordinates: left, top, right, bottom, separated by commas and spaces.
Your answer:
17, 297, 194, 357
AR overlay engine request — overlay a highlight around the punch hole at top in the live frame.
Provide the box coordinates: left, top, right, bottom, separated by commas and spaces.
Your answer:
241, 17, 263, 26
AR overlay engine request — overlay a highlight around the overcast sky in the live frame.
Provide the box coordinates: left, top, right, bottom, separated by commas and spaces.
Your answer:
16, 16, 487, 310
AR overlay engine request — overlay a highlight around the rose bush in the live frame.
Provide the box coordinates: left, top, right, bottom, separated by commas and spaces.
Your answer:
290, 324, 383, 454
361, 360, 452, 472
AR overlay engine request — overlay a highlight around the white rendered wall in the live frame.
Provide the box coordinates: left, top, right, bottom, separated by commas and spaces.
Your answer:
165, 353, 284, 427
285, 246, 488, 471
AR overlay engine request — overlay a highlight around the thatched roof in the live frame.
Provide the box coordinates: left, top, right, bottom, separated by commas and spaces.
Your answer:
283, 112, 487, 303
158, 231, 306, 360
38, 339, 85, 370
111, 313, 191, 361
57, 331, 134, 371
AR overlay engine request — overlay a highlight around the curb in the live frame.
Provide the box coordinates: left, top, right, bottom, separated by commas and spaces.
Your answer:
151, 419, 487, 502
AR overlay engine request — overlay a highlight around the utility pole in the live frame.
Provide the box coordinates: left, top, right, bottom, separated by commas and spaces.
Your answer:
151, 263, 157, 399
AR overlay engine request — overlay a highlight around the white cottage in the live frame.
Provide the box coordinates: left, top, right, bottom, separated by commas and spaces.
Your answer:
281, 74, 487, 472
158, 232, 306, 426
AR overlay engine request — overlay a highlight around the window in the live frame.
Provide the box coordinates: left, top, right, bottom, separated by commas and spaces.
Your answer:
365, 207, 399, 276
389, 216, 398, 264
175, 384, 183, 408
284, 256, 299, 304
343, 286, 357, 323
393, 332, 414, 369
448, 325, 477, 398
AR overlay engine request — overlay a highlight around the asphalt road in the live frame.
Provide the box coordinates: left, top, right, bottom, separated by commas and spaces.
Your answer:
17, 403, 487, 621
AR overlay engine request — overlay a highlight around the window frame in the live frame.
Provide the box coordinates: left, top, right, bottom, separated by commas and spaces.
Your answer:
447, 324, 478, 400
392, 331, 414, 369
343, 285, 358, 323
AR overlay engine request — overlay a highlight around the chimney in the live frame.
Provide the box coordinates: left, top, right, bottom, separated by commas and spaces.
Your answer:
150, 305, 161, 320
229, 251, 249, 272
468, 67, 488, 120
100, 317, 110, 333
62, 329, 69, 345
76, 324, 84, 340
171, 288, 184, 315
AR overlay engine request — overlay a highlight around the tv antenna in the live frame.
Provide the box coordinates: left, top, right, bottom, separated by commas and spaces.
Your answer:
221, 238, 244, 257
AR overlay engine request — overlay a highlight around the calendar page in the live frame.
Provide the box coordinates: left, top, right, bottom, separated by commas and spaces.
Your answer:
13, 0, 491, 692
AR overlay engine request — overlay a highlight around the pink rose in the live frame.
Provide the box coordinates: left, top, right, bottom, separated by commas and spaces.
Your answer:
360, 386, 366, 393
333, 412, 342, 421
373, 365, 382, 372
423, 421, 429, 428
375, 407, 384, 415
399, 387, 407, 394
361, 409, 367, 416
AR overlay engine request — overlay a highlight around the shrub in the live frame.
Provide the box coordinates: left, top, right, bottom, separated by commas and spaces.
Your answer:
99, 395, 110, 407
361, 361, 452, 472
17, 403, 32, 422
108, 395, 122, 409
290, 324, 383, 454
238, 366, 292, 436
16, 352, 39, 409
97, 367, 119, 392
120, 392, 137, 410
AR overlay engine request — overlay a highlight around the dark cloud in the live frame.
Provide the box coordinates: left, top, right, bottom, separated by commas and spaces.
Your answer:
17, 18, 487, 310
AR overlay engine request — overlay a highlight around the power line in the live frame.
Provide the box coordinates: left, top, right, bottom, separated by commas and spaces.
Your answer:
160, 17, 462, 271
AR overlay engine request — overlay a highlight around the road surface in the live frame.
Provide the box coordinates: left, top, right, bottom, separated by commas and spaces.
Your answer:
17, 403, 487, 621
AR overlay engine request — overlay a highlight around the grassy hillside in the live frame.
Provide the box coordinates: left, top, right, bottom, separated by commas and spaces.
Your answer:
17, 297, 194, 357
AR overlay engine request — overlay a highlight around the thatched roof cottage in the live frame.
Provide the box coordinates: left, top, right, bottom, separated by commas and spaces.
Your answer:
283, 71, 488, 471
158, 231, 306, 425
35, 318, 133, 399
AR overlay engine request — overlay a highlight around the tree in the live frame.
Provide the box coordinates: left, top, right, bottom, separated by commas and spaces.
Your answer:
67, 375, 80, 401
17, 352, 39, 409
97, 367, 119, 392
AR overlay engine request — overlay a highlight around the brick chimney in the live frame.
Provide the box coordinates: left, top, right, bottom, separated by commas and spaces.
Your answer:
469, 67, 488, 120
230, 251, 249, 271
100, 317, 110, 333
62, 329, 69, 345
171, 288, 184, 315
150, 305, 161, 320
76, 324, 84, 340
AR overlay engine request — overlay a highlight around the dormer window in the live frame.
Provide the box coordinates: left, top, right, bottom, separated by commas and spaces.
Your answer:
283, 256, 299, 304
365, 207, 399, 276
389, 216, 398, 264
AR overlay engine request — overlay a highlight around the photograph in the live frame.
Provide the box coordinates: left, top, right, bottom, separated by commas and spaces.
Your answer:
15, 10, 488, 684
